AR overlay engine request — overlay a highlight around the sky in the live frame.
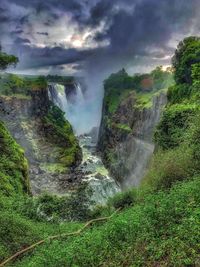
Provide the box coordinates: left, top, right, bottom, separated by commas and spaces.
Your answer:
1, 0, 200, 76
0, 0, 200, 133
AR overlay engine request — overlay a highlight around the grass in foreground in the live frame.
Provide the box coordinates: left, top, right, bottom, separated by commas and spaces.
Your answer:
1, 176, 199, 267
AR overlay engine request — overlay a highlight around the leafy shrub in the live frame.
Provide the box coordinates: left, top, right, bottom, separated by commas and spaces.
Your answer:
14, 184, 93, 223
167, 84, 192, 104
108, 189, 136, 209
154, 104, 196, 149
0, 74, 47, 96
185, 113, 200, 171
142, 145, 193, 190
192, 62, 200, 86
172, 36, 200, 84
13, 176, 200, 267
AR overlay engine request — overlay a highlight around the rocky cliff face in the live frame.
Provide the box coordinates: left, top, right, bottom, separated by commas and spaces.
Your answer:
0, 87, 82, 195
98, 90, 167, 188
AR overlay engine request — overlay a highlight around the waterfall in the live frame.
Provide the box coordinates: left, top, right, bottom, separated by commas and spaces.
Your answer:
48, 81, 120, 204
48, 81, 85, 134
74, 82, 84, 104
48, 83, 68, 110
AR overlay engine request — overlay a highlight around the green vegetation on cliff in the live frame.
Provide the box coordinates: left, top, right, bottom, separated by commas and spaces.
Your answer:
0, 50, 81, 171
43, 105, 81, 167
98, 67, 170, 174
104, 67, 173, 114
0, 73, 47, 97
0, 121, 29, 196
144, 36, 200, 190
45, 103, 82, 168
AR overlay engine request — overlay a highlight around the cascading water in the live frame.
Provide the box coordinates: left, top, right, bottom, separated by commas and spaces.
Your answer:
78, 135, 120, 204
48, 83, 68, 110
48, 82, 120, 204
48, 82, 83, 131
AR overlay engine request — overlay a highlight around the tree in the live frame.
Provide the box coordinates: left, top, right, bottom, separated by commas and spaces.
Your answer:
0, 46, 19, 71
191, 62, 200, 86
172, 36, 200, 84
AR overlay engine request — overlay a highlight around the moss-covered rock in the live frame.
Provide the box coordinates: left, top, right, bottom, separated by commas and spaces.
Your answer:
42, 105, 82, 167
0, 76, 82, 195
0, 121, 29, 196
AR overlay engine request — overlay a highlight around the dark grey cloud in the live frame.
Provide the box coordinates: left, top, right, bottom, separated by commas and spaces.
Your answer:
90, 0, 197, 54
11, 29, 24, 34
0, 0, 199, 74
15, 37, 31, 44
12, 44, 98, 69
36, 32, 49, 36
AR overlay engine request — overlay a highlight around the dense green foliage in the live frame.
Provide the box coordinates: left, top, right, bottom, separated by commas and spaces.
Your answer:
5, 176, 199, 267
155, 37, 200, 150
107, 189, 136, 209
0, 73, 47, 97
10, 184, 93, 223
0, 194, 82, 263
104, 66, 173, 114
0, 48, 18, 71
145, 37, 200, 190
0, 121, 29, 196
192, 62, 200, 86
43, 105, 81, 167
172, 36, 200, 84
154, 104, 197, 149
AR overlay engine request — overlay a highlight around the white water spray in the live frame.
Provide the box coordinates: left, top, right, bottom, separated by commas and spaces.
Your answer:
48, 81, 98, 135
48, 81, 120, 204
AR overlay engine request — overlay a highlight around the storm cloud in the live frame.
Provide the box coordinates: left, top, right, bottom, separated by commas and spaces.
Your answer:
0, 0, 199, 75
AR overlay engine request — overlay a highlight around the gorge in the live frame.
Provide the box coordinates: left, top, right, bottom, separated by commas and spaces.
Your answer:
47, 72, 168, 201
1, 36, 200, 267
48, 80, 120, 204
0, 70, 170, 203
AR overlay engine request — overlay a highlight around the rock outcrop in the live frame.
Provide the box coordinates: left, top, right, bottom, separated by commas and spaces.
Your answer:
98, 90, 167, 188
0, 87, 82, 195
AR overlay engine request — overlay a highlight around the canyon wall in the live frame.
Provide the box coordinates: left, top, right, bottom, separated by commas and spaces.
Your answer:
98, 89, 167, 188
0, 86, 82, 195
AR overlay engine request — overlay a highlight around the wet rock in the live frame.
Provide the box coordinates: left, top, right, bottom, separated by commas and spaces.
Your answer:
94, 173, 105, 180
98, 91, 167, 187
0, 89, 82, 196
